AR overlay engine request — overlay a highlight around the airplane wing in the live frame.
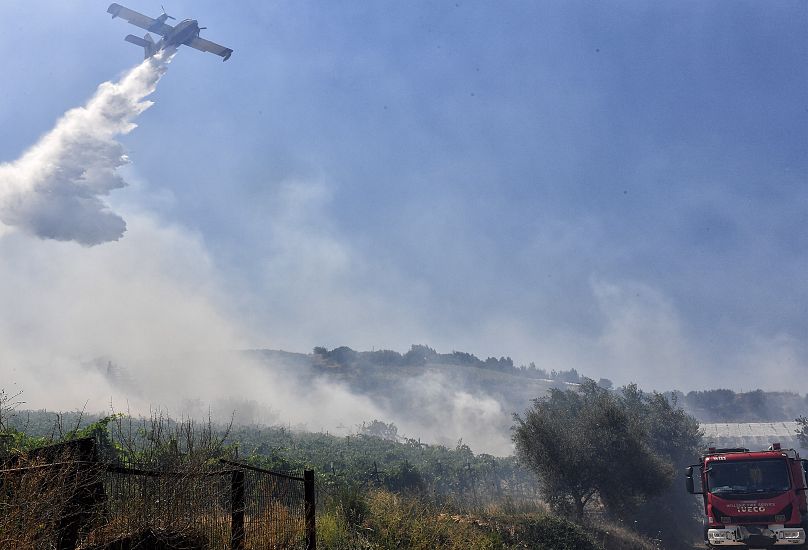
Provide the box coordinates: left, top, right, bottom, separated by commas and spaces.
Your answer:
107, 3, 173, 36
186, 37, 233, 61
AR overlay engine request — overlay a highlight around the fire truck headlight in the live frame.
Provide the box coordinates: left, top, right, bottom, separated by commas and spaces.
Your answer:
779, 529, 803, 540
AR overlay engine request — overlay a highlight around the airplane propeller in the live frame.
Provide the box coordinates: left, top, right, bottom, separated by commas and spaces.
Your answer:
160, 5, 176, 20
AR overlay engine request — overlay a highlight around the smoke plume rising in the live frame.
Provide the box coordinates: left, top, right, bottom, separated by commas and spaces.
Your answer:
0, 50, 174, 245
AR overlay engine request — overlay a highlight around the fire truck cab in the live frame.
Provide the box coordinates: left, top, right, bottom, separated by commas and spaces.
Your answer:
687, 443, 808, 548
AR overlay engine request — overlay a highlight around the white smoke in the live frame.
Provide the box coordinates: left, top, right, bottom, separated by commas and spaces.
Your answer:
0, 50, 393, 449
0, 50, 174, 245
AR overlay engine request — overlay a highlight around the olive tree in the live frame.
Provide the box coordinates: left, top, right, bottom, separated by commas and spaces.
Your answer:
620, 384, 703, 549
512, 380, 673, 522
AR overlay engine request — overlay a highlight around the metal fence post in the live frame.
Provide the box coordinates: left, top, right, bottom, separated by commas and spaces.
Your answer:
304, 469, 316, 550
230, 469, 245, 550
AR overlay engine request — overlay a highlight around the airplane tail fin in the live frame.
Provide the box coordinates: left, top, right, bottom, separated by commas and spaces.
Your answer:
124, 33, 159, 59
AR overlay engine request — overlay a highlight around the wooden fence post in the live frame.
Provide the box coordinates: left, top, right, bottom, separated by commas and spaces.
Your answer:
304, 469, 316, 550
230, 469, 245, 550
57, 438, 99, 550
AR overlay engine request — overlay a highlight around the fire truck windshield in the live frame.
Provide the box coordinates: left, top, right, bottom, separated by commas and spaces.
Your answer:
707, 459, 790, 495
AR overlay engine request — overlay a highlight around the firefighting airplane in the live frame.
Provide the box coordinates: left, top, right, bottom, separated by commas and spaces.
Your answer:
107, 4, 233, 61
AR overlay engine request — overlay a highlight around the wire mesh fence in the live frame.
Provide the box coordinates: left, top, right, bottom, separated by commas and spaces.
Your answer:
222, 459, 311, 550
85, 464, 234, 549
0, 439, 315, 550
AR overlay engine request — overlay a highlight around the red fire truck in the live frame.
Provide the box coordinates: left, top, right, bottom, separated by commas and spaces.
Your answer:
687, 443, 808, 547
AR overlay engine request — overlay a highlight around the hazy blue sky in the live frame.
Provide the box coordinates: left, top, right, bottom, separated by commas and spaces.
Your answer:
0, 1, 806, 392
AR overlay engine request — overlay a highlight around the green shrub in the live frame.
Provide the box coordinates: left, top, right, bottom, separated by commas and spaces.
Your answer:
317, 510, 355, 550
339, 484, 370, 527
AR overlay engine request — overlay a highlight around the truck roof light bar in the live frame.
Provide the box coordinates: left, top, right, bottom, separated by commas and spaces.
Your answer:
705, 447, 750, 455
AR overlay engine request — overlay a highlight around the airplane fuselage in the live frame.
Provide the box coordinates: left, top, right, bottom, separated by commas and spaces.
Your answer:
163, 19, 200, 48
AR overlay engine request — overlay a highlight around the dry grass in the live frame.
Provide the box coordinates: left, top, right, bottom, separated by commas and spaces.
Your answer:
315, 488, 664, 550
0, 450, 104, 549
245, 504, 304, 549
364, 490, 502, 550
588, 519, 660, 550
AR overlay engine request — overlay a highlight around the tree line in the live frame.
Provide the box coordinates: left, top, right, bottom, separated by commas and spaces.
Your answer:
313, 344, 611, 386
